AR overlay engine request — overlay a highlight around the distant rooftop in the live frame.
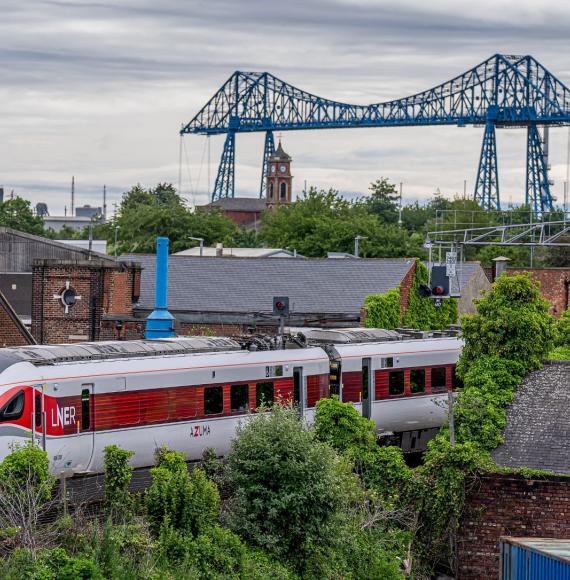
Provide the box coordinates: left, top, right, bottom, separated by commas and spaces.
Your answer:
121, 254, 415, 318
203, 197, 267, 212
174, 247, 300, 258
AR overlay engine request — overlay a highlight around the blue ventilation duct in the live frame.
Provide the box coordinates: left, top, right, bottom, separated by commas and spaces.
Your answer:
145, 237, 176, 339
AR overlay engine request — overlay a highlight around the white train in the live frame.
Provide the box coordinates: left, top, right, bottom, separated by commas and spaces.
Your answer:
0, 329, 462, 474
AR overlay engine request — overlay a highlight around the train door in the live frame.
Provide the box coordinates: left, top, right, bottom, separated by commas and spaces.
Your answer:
32, 385, 45, 450
293, 367, 306, 416
76, 383, 95, 472
362, 358, 372, 419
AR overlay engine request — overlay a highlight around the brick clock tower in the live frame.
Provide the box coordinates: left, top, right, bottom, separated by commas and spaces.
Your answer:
266, 140, 293, 208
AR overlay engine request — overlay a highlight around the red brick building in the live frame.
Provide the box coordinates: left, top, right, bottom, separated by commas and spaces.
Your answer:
31, 259, 142, 344
0, 290, 36, 347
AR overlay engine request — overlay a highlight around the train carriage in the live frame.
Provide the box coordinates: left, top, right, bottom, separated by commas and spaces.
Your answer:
0, 338, 329, 473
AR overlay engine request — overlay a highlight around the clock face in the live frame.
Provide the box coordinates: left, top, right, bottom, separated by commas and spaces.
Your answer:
280, 165, 286, 173
271, 165, 276, 173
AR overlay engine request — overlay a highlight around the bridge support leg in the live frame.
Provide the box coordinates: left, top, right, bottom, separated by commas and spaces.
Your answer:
212, 130, 236, 201
526, 125, 553, 216
259, 130, 275, 198
474, 121, 500, 210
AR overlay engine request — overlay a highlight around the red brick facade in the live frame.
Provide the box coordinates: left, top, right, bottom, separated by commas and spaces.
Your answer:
31, 260, 141, 344
457, 472, 570, 579
0, 291, 35, 347
506, 267, 570, 316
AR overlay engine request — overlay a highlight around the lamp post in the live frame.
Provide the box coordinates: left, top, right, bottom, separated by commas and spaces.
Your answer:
113, 225, 120, 258
188, 236, 204, 256
354, 236, 368, 258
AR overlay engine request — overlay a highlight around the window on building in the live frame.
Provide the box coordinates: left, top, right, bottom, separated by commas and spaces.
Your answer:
280, 182, 287, 200
0, 391, 24, 422
269, 182, 274, 199
431, 367, 447, 392
256, 382, 274, 408
81, 388, 91, 431
388, 371, 405, 396
204, 386, 223, 415
230, 384, 249, 413
452, 366, 463, 390
410, 369, 426, 393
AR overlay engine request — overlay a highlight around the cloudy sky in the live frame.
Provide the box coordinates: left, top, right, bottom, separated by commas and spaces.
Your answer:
2, 0, 570, 214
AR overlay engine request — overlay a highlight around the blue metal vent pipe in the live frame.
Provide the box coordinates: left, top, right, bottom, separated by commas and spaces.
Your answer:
145, 237, 176, 339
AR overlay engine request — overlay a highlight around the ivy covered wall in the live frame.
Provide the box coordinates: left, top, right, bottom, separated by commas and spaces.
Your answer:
364, 260, 458, 330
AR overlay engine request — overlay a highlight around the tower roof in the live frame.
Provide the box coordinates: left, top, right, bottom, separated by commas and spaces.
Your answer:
270, 140, 292, 161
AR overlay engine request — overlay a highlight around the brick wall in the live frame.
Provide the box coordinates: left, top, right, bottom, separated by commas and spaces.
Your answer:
399, 260, 417, 314
0, 292, 35, 347
486, 267, 570, 317
506, 267, 570, 316
31, 260, 140, 344
457, 472, 570, 579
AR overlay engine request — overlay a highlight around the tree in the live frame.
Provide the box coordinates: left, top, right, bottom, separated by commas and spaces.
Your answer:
260, 187, 423, 258
365, 178, 400, 224
458, 273, 557, 376
111, 183, 237, 254
0, 197, 44, 235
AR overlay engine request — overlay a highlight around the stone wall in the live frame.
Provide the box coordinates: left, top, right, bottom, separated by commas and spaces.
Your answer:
457, 472, 570, 579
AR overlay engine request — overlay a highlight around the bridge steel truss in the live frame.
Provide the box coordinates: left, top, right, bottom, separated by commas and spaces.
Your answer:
181, 54, 570, 207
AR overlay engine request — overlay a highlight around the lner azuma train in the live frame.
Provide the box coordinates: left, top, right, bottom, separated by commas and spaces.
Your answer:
0, 328, 462, 475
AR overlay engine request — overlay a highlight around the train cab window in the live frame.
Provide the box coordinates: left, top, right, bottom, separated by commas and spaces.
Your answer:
204, 386, 224, 415
81, 388, 91, 431
35, 393, 42, 428
410, 369, 426, 394
388, 371, 405, 396
256, 382, 274, 408
0, 391, 24, 422
381, 357, 394, 369
431, 367, 447, 392
230, 384, 249, 413
452, 367, 464, 390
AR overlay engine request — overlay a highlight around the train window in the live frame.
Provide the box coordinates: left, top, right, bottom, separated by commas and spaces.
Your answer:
410, 369, 426, 394
81, 388, 91, 431
35, 393, 42, 428
452, 367, 464, 390
256, 382, 274, 408
431, 367, 447, 392
0, 391, 24, 422
388, 371, 405, 396
381, 357, 394, 368
204, 386, 223, 415
230, 384, 249, 413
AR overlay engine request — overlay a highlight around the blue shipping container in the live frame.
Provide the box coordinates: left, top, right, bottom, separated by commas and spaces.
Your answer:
501, 537, 570, 580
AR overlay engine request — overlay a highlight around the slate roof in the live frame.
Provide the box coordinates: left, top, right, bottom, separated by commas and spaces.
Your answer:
269, 141, 292, 161
492, 363, 570, 474
205, 197, 267, 212
121, 255, 414, 315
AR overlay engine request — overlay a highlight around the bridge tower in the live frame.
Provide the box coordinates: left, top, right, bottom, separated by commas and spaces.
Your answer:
474, 120, 500, 210
526, 126, 554, 215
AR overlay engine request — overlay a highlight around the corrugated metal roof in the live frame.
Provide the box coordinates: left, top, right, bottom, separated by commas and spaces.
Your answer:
503, 538, 570, 563
121, 255, 415, 315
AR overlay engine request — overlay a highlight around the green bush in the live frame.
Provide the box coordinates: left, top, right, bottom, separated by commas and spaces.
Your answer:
146, 457, 219, 538
0, 443, 54, 501
556, 308, 570, 347
103, 445, 134, 519
226, 404, 358, 560
314, 396, 377, 452
458, 273, 556, 376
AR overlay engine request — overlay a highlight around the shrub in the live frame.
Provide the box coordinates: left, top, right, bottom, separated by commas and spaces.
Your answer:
364, 288, 401, 329
458, 273, 556, 376
146, 453, 219, 538
226, 404, 358, 560
103, 445, 134, 519
556, 308, 570, 347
